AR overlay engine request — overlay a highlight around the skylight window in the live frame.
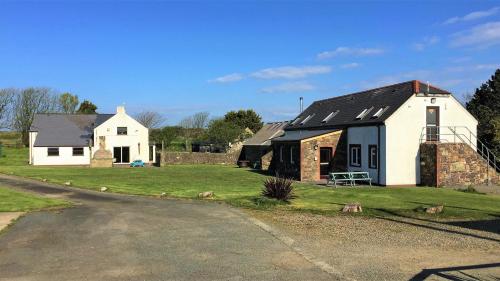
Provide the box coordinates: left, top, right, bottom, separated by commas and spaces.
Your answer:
322, 110, 339, 123
291, 117, 301, 125
355, 107, 373, 120
300, 114, 314, 125
372, 106, 389, 118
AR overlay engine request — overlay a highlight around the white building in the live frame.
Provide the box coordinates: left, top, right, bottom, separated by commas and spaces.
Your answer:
29, 106, 155, 166
272, 80, 484, 185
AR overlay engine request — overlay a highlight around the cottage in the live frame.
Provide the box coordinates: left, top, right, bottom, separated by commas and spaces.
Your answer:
29, 106, 155, 166
241, 121, 288, 169
271, 80, 498, 186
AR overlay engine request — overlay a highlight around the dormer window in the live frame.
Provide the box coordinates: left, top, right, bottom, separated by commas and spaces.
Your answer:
322, 110, 339, 123
372, 106, 389, 118
300, 114, 314, 125
117, 127, 128, 135
355, 107, 373, 120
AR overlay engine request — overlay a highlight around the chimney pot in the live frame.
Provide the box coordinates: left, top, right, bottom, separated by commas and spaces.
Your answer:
117, 106, 125, 114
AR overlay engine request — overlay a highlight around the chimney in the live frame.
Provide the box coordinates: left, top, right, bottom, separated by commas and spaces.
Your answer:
117, 106, 125, 114
413, 80, 420, 93
300, 97, 304, 113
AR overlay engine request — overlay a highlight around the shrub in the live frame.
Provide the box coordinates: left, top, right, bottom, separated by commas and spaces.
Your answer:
458, 185, 483, 194
262, 177, 295, 201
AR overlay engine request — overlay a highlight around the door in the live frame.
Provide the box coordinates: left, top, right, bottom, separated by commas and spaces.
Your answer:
319, 147, 333, 179
122, 147, 130, 163
113, 146, 130, 163
113, 147, 122, 163
426, 107, 440, 141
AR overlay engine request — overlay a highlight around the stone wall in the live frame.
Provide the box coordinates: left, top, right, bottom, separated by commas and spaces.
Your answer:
161, 150, 240, 166
420, 143, 499, 186
300, 130, 346, 181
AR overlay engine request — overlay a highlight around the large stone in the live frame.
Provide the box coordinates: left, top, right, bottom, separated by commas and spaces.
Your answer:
342, 203, 362, 213
100, 187, 108, 192
91, 136, 113, 168
425, 205, 444, 214
64, 181, 71, 186
198, 191, 214, 198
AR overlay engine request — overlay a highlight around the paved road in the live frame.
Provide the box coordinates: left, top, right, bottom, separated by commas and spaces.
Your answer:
0, 175, 334, 281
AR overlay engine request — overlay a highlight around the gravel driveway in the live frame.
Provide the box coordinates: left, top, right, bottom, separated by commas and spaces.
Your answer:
0, 175, 335, 281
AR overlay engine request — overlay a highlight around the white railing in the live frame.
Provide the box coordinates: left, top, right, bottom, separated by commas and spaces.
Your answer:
420, 126, 500, 179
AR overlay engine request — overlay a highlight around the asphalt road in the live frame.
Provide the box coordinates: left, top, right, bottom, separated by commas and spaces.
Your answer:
0, 175, 334, 281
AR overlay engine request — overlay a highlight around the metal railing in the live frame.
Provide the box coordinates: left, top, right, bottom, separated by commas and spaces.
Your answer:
420, 126, 500, 180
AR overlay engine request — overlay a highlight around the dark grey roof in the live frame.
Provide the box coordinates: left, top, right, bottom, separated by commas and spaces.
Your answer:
272, 129, 338, 142
286, 80, 450, 131
30, 114, 114, 147
243, 121, 289, 146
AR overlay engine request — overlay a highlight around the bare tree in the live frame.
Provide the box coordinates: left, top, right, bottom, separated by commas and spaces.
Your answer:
0, 88, 14, 129
12, 87, 60, 146
178, 112, 209, 129
134, 111, 165, 129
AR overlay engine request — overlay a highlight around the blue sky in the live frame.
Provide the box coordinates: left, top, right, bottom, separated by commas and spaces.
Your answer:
1, 1, 499, 124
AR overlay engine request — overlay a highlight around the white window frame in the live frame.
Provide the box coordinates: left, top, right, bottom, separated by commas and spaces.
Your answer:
349, 144, 361, 167
368, 145, 377, 169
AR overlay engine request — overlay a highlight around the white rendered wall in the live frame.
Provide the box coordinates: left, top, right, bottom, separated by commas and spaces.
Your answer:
347, 126, 385, 184
384, 94, 478, 185
93, 108, 150, 163
31, 147, 91, 166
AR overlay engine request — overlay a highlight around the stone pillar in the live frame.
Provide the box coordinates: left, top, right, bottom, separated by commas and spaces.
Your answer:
91, 136, 113, 168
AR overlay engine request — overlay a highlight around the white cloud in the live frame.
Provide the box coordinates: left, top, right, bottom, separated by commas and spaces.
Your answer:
340, 62, 361, 69
450, 21, 500, 47
260, 81, 316, 93
444, 7, 499, 25
251, 66, 331, 79
412, 36, 440, 51
208, 73, 244, 83
317, 47, 384, 60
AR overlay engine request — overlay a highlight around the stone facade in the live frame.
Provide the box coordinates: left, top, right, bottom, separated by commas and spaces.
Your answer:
161, 150, 240, 166
300, 131, 346, 181
90, 136, 113, 168
420, 143, 499, 187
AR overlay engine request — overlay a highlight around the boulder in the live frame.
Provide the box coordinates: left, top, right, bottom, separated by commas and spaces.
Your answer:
425, 205, 444, 214
342, 203, 362, 213
42, 178, 47, 182
64, 181, 71, 186
100, 187, 108, 192
160, 192, 166, 197
198, 191, 214, 198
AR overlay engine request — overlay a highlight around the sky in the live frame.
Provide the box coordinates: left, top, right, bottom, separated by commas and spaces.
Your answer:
1, 1, 499, 124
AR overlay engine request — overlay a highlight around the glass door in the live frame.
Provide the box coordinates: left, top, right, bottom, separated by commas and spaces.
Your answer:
426, 107, 440, 141
320, 147, 333, 178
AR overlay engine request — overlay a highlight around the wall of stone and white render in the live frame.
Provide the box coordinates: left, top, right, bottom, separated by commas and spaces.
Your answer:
384, 94, 478, 186
93, 106, 153, 164
30, 146, 91, 166
420, 143, 499, 186
347, 126, 384, 184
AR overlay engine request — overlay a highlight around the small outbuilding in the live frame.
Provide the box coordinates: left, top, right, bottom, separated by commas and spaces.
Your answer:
241, 121, 288, 169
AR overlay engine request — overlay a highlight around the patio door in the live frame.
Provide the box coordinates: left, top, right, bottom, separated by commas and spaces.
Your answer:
113, 146, 130, 163
320, 147, 332, 179
426, 107, 440, 141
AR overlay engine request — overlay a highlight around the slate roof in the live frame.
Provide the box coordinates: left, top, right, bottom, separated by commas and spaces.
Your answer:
285, 80, 450, 131
272, 129, 338, 142
243, 121, 289, 146
30, 114, 114, 147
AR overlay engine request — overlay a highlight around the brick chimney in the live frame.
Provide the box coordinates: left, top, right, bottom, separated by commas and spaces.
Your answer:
413, 80, 420, 93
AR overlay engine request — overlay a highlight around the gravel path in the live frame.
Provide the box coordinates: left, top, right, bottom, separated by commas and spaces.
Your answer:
251, 211, 500, 280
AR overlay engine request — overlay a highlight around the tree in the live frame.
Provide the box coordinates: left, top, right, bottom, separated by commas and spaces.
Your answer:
224, 109, 263, 133
135, 111, 165, 129
0, 88, 14, 129
203, 118, 243, 148
150, 126, 182, 149
77, 100, 98, 114
466, 69, 500, 157
179, 112, 210, 129
12, 87, 59, 146
59, 93, 79, 114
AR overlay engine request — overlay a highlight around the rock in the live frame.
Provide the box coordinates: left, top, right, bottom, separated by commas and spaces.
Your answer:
100, 187, 108, 192
425, 205, 444, 214
64, 181, 71, 186
42, 178, 47, 182
342, 203, 362, 213
198, 191, 214, 198
160, 192, 166, 197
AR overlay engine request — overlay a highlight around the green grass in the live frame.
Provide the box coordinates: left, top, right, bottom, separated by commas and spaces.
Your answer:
0, 186, 69, 212
1, 147, 499, 220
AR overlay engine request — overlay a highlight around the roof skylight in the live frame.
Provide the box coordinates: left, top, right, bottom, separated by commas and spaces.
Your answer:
322, 110, 339, 123
291, 117, 301, 125
300, 114, 314, 125
355, 107, 373, 120
372, 106, 389, 118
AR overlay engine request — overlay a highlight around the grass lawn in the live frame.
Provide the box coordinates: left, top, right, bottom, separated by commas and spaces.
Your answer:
1, 147, 499, 220
0, 186, 69, 212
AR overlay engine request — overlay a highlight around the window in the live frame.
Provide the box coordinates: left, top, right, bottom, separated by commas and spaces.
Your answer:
72, 147, 84, 156
355, 107, 373, 120
322, 110, 339, 123
117, 127, 128, 135
113, 146, 130, 163
368, 145, 377, 169
300, 114, 314, 125
279, 145, 284, 162
290, 146, 295, 164
372, 106, 389, 118
149, 145, 154, 162
47, 147, 59, 157
291, 117, 301, 125
349, 144, 361, 167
